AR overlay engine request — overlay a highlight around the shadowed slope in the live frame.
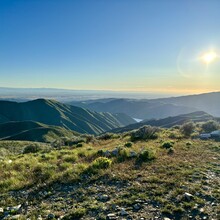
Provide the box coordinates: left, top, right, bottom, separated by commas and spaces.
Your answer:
0, 99, 135, 135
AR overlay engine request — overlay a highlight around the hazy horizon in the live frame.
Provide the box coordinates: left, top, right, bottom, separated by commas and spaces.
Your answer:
0, 86, 220, 102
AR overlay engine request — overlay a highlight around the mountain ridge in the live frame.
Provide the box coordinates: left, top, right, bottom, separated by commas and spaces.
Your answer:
0, 99, 135, 135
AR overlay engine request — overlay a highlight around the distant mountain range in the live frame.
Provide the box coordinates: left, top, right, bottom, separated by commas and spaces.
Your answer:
69, 99, 197, 119
70, 91, 220, 119
0, 99, 135, 141
111, 111, 215, 133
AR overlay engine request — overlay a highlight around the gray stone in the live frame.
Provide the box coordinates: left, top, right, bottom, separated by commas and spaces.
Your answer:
107, 213, 117, 220
48, 213, 55, 219
111, 148, 119, 156
98, 194, 110, 202
10, 215, 21, 219
120, 208, 128, 216
133, 203, 142, 210
183, 192, 194, 201
130, 151, 137, 158
104, 150, 111, 157
37, 215, 43, 220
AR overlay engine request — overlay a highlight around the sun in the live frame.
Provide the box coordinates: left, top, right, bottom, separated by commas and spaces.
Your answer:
200, 51, 218, 64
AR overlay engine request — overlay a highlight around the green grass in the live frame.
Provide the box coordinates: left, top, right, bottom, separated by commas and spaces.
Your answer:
0, 128, 219, 219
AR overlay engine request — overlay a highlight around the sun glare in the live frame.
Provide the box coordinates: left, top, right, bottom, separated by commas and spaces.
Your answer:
200, 51, 218, 64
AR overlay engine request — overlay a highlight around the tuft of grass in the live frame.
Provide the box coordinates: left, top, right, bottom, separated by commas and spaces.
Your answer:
91, 157, 112, 169
62, 208, 86, 219
138, 148, 156, 162
161, 141, 174, 149
124, 142, 132, 148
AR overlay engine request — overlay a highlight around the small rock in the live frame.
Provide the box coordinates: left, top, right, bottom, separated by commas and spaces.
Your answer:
200, 208, 204, 213
120, 208, 128, 216
130, 151, 137, 158
164, 218, 171, 220
183, 192, 194, 201
98, 194, 110, 202
10, 215, 21, 219
104, 150, 111, 157
0, 207, 3, 213
37, 215, 43, 220
107, 213, 117, 220
111, 148, 119, 156
133, 203, 142, 211
48, 213, 55, 219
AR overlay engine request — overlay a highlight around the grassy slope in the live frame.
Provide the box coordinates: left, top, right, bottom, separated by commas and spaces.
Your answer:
0, 99, 135, 135
0, 121, 77, 142
0, 129, 219, 219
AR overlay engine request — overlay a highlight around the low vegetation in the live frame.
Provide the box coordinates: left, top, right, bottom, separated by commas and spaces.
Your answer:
0, 125, 219, 219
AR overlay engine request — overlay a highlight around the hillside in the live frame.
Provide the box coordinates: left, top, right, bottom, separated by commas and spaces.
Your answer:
156, 91, 220, 117
0, 126, 219, 219
0, 99, 135, 135
70, 99, 197, 120
0, 121, 78, 142
111, 111, 214, 133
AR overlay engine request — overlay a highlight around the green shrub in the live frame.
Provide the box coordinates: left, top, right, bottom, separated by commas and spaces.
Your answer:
180, 122, 195, 137
62, 154, 78, 163
97, 133, 120, 140
117, 148, 130, 162
167, 147, 175, 154
96, 149, 104, 156
76, 143, 83, 148
138, 148, 156, 162
161, 141, 174, 149
62, 208, 86, 219
91, 157, 112, 169
23, 144, 42, 154
80, 134, 95, 143
124, 142, 132, 148
201, 120, 220, 133
131, 126, 159, 141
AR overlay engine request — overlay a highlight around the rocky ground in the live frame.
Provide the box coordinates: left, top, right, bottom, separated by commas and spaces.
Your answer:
0, 131, 219, 219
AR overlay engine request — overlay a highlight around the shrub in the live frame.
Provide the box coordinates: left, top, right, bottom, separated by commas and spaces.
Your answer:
23, 144, 42, 154
167, 147, 175, 154
130, 126, 159, 141
117, 148, 130, 162
62, 154, 78, 163
138, 148, 156, 162
76, 143, 83, 148
80, 134, 95, 143
161, 141, 174, 149
91, 157, 112, 169
124, 142, 132, 148
96, 149, 104, 156
97, 133, 120, 140
180, 122, 195, 137
62, 208, 86, 220
201, 120, 220, 133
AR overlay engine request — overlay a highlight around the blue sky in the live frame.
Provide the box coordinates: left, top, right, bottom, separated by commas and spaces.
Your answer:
1, 0, 220, 94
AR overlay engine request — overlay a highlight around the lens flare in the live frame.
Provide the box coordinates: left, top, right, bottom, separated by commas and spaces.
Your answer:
200, 51, 218, 64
